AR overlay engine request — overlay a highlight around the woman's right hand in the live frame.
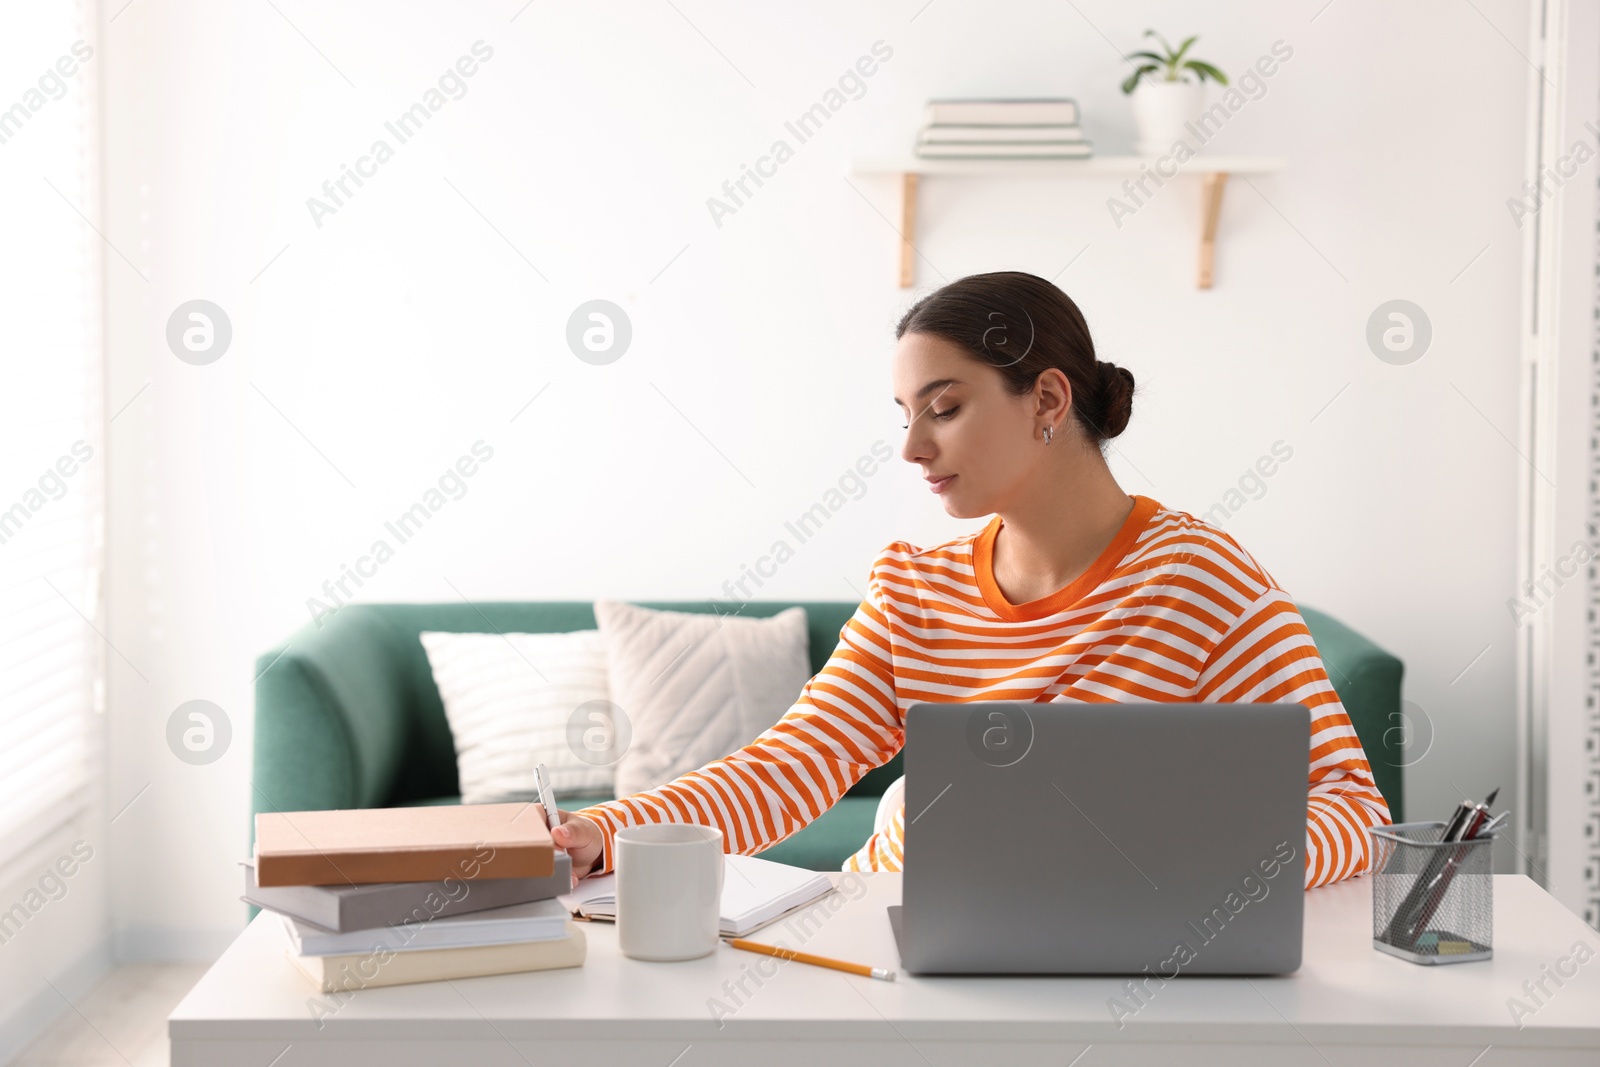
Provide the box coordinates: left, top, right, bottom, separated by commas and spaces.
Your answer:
550, 810, 604, 888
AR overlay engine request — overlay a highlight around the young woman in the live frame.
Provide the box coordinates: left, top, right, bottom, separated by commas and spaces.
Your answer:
552, 270, 1392, 890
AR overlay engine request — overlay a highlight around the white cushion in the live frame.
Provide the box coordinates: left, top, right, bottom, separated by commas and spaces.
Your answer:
593, 600, 812, 798
419, 629, 617, 802
874, 775, 906, 835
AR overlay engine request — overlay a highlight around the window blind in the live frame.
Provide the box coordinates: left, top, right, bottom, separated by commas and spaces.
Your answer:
0, 0, 104, 874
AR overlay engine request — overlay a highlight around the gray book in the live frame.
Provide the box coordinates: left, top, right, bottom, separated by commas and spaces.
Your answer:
241, 852, 571, 933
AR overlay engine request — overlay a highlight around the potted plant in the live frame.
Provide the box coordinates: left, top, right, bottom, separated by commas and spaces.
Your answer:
1121, 30, 1228, 156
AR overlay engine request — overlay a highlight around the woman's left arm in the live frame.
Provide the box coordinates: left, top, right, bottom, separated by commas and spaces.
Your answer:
1197, 591, 1394, 889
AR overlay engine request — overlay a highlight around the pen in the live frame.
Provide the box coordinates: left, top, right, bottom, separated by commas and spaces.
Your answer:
1438, 785, 1497, 843
534, 762, 560, 835
1452, 786, 1498, 841
723, 937, 896, 981
1473, 811, 1509, 839
1441, 797, 1477, 842
1458, 804, 1492, 843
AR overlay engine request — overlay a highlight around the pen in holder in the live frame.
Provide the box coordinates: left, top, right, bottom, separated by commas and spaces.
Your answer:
1368, 820, 1495, 965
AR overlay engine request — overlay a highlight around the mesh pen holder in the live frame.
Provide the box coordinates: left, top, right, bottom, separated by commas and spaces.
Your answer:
1368, 820, 1494, 965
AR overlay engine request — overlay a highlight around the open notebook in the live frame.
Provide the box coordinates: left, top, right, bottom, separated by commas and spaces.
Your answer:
559, 853, 834, 937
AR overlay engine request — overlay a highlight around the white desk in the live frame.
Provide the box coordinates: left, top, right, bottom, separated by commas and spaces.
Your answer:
171, 873, 1600, 1066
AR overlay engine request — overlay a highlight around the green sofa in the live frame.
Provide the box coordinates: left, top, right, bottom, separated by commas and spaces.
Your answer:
251, 601, 1405, 878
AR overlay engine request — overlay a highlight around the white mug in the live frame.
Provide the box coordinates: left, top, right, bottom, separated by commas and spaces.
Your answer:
615, 823, 724, 961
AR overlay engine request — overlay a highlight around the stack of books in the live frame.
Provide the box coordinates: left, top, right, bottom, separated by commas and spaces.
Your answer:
247, 802, 583, 992
915, 98, 1092, 160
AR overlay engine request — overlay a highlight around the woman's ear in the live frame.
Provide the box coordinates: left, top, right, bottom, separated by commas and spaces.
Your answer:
1035, 367, 1072, 426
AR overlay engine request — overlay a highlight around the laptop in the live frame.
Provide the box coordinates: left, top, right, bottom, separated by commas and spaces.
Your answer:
887, 701, 1309, 975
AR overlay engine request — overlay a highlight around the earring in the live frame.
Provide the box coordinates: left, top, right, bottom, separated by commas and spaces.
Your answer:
1043, 425, 1053, 445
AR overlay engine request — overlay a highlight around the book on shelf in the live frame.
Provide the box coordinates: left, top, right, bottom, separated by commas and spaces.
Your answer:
559, 852, 834, 938
918, 124, 1087, 145
925, 97, 1079, 127
241, 852, 572, 933
278, 897, 573, 957
284, 921, 588, 992
915, 142, 1095, 160
252, 801, 555, 887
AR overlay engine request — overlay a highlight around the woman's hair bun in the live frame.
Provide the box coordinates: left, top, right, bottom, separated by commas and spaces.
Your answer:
1094, 361, 1135, 440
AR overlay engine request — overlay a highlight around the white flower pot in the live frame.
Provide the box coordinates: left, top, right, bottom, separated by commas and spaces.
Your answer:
1130, 79, 1205, 156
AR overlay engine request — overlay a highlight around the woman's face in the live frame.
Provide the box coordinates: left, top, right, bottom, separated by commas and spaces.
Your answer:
892, 331, 1064, 519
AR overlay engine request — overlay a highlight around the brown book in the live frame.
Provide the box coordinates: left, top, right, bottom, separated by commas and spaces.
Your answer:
253, 802, 555, 887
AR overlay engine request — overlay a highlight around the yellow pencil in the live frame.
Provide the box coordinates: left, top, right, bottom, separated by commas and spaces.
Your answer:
723, 937, 896, 981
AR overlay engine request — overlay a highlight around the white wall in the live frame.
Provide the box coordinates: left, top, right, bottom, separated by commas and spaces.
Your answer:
0, 822, 113, 1062
100, 0, 1538, 954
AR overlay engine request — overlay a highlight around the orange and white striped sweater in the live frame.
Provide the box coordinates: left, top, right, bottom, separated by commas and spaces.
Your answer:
577, 495, 1393, 889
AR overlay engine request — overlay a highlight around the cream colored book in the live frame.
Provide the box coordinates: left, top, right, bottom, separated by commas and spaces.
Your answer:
286, 921, 586, 993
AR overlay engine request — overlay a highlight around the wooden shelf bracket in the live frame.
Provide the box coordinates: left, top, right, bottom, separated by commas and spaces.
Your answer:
1197, 171, 1229, 290
899, 172, 918, 289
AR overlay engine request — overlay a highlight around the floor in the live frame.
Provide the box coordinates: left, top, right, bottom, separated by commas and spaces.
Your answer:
9, 965, 207, 1067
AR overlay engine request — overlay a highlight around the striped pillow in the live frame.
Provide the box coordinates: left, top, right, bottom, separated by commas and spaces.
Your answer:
419, 630, 617, 802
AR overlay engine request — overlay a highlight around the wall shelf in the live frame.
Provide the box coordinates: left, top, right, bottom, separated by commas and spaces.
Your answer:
851, 155, 1288, 289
